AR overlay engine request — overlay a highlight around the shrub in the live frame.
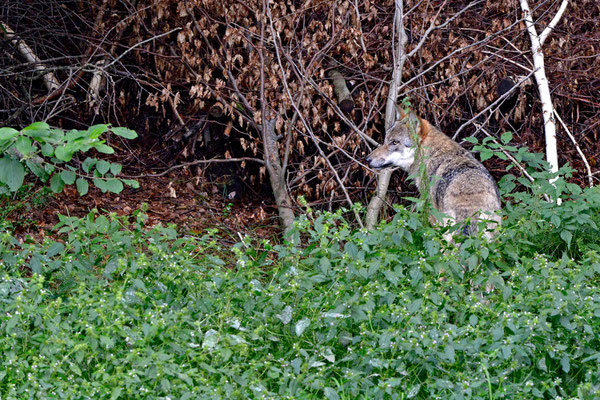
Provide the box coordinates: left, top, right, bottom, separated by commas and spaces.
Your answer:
1, 142, 599, 398
0, 122, 138, 195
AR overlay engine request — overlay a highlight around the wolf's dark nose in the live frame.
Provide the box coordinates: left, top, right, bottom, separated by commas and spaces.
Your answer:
365, 156, 372, 165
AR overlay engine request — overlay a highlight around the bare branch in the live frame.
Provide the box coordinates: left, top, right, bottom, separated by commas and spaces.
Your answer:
452, 71, 535, 140
365, 0, 408, 229
327, 69, 354, 113
1, 22, 60, 92
123, 157, 265, 178
553, 110, 593, 187
539, 0, 569, 46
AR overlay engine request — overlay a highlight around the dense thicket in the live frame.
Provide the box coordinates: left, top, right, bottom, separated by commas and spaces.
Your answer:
1, 0, 598, 208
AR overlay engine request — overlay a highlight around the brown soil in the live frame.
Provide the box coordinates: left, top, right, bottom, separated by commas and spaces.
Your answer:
4, 172, 280, 246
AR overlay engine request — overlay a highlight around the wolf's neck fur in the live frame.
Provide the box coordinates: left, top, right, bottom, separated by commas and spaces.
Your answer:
409, 119, 471, 192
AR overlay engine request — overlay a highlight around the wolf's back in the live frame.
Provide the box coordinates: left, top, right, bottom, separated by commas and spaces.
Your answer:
417, 125, 501, 235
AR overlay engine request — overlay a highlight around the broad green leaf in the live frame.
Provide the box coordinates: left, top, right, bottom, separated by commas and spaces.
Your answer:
323, 387, 339, 400
30, 256, 42, 274
93, 178, 108, 192
295, 319, 310, 336
82, 157, 96, 173
46, 242, 65, 257
561, 355, 570, 373
96, 160, 110, 175
110, 387, 122, 400
94, 143, 114, 154
122, 179, 140, 188
95, 215, 109, 232
26, 160, 48, 181
0, 156, 25, 192
60, 170, 76, 185
0, 127, 19, 141
23, 121, 50, 131
76, 178, 89, 196
480, 150, 493, 162
15, 136, 33, 155
560, 230, 573, 247
276, 306, 293, 325
50, 173, 64, 193
110, 162, 122, 175
111, 126, 138, 139
105, 179, 123, 194
501, 131, 513, 144
40, 143, 54, 157
202, 329, 219, 349
54, 145, 74, 162
87, 124, 108, 139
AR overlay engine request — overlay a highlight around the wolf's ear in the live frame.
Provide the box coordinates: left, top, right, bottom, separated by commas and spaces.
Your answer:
395, 104, 407, 121
407, 111, 421, 131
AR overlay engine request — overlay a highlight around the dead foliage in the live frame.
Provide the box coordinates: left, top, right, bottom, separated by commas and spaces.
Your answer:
1, 0, 598, 213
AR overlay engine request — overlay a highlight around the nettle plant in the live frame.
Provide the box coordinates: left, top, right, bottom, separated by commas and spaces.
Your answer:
0, 122, 139, 195
466, 132, 600, 257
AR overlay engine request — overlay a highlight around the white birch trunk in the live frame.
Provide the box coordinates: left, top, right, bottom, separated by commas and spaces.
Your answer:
519, 0, 569, 203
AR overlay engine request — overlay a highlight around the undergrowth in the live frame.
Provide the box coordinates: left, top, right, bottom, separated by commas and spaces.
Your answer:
1, 143, 600, 399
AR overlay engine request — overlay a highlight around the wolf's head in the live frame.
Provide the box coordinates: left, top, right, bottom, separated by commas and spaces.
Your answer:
366, 107, 423, 171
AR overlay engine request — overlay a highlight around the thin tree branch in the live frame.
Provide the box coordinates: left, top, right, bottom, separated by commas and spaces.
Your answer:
122, 157, 265, 178
452, 71, 535, 139
539, 0, 569, 46
553, 109, 593, 187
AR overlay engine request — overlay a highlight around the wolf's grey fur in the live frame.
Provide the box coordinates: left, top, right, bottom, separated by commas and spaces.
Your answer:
366, 107, 501, 237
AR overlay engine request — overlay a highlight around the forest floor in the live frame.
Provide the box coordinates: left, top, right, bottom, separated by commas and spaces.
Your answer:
2, 172, 280, 246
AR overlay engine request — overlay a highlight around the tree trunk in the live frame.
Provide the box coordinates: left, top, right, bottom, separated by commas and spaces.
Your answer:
365, 0, 408, 228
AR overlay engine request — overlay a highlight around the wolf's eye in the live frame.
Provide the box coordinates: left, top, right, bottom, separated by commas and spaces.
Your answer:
390, 140, 399, 145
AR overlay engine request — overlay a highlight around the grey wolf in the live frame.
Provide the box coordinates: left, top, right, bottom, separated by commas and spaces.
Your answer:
366, 107, 501, 238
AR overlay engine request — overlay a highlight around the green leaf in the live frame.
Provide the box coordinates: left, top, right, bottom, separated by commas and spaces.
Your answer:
82, 157, 97, 173
60, 170, 76, 185
463, 136, 478, 144
0, 156, 25, 192
87, 124, 109, 139
76, 178, 89, 196
23, 121, 50, 131
94, 143, 114, 154
15, 136, 33, 155
40, 143, 54, 157
561, 355, 570, 373
324, 387, 340, 400
560, 230, 573, 247
501, 131, 513, 144
96, 160, 110, 175
111, 127, 138, 139
46, 242, 65, 257
110, 163, 122, 175
122, 179, 140, 189
407, 298, 423, 314
295, 319, 310, 336
105, 179, 124, 194
95, 215, 110, 232
50, 173, 64, 193
93, 178, 108, 193
110, 387, 122, 400
480, 150, 493, 162
0, 127, 19, 141
26, 160, 48, 182
54, 145, 74, 162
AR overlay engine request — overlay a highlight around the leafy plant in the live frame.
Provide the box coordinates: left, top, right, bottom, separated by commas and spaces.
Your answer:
467, 132, 600, 258
0, 122, 139, 195
1, 142, 599, 399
